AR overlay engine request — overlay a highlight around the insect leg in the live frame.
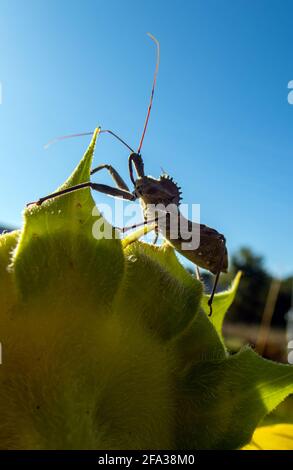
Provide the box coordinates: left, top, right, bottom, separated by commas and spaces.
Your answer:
90, 164, 130, 191
207, 270, 221, 317
143, 212, 158, 245
207, 237, 226, 316
27, 182, 136, 206
91, 183, 135, 201
115, 216, 159, 233
152, 225, 159, 245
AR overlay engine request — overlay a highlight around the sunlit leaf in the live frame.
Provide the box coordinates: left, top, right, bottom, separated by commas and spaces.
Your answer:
176, 346, 293, 449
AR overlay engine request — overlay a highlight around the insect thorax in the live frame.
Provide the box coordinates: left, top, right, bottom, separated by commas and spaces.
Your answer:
135, 174, 182, 214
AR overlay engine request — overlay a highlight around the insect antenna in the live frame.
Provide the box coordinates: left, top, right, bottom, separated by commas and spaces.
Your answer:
137, 33, 160, 155
44, 129, 134, 153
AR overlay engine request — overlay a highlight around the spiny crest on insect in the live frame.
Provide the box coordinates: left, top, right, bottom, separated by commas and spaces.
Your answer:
159, 174, 182, 205
133, 173, 182, 207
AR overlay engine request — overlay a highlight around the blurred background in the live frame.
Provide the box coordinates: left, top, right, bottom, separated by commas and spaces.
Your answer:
0, 0, 292, 403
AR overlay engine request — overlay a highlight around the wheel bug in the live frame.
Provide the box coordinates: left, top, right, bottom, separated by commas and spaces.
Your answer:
27, 33, 228, 315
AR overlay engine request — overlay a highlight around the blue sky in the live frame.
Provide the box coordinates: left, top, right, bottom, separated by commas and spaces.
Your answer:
0, 0, 292, 277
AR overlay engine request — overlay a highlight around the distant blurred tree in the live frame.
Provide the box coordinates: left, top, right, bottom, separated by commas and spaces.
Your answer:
225, 247, 291, 327
199, 247, 292, 327
226, 247, 270, 324
0, 225, 13, 234
274, 276, 292, 327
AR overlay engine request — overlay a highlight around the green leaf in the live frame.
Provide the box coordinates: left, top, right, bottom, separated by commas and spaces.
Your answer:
0, 230, 20, 314
117, 241, 202, 341
12, 128, 123, 303
174, 308, 227, 367
174, 346, 293, 449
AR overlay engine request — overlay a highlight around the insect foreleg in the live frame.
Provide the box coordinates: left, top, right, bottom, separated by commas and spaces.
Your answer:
27, 182, 136, 206
91, 164, 130, 191
90, 183, 136, 201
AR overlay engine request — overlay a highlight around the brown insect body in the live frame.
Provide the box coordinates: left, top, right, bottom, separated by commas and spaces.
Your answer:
167, 223, 228, 274
130, 153, 228, 274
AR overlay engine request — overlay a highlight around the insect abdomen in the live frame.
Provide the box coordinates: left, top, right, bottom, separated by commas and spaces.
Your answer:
162, 214, 228, 274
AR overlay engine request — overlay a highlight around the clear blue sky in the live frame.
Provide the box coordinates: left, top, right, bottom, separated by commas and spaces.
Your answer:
0, 0, 292, 277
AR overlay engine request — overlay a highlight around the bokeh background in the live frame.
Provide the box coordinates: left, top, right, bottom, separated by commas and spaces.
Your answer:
0, 0, 292, 382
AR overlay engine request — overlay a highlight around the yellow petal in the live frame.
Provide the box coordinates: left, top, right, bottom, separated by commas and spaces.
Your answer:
242, 424, 293, 450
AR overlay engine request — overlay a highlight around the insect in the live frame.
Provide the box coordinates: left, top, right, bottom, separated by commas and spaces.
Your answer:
27, 33, 228, 315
